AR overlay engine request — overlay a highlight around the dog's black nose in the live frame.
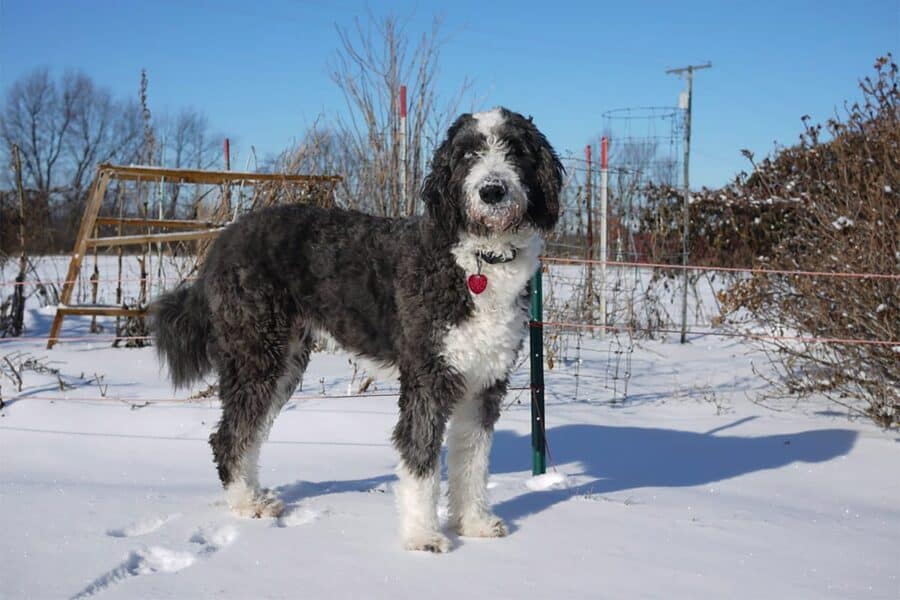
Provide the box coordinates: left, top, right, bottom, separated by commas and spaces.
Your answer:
479, 183, 507, 205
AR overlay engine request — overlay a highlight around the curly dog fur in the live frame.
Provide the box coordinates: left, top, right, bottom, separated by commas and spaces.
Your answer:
152, 107, 563, 551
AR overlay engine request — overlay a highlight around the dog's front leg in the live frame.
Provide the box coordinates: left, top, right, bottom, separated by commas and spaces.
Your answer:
447, 379, 508, 538
391, 369, 458, 552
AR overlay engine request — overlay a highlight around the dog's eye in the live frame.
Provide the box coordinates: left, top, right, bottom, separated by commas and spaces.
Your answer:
508, 143, 526, 157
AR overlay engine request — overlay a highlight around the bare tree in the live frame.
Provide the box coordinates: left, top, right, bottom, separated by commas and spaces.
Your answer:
1, 68, 224, 250
2, 70, 141, 196
271, 117, 343, 177
1, 69, 146, 250
1, 69, 72, 197
63, 72, 143, 204
160, 108, 223, 217
329, 11, 473, 216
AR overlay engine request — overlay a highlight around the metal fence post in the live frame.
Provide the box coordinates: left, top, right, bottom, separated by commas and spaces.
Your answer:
599, 136, 609, 339
530, 267, 546, 475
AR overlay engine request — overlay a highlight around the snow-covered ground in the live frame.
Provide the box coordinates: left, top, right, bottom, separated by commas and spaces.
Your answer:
1, 259, 898, 599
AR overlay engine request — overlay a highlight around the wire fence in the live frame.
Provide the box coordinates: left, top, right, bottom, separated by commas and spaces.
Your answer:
6, 256, 898, 289
1, 251, 896, 411
1, 258, 896, 347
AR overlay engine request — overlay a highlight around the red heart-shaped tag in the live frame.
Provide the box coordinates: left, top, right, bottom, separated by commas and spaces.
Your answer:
468, 274, 488, 294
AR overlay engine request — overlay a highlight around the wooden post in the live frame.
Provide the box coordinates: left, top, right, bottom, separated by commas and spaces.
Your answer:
115, 183, 125, 340
90, 224, 100, 333
12, 145, 26, 271
11, 145, 27, 337
47, 169, 111, 348
139, 172, 149, 307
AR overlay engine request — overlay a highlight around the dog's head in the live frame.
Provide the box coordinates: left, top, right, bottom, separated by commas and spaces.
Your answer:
423, 108, 563, 236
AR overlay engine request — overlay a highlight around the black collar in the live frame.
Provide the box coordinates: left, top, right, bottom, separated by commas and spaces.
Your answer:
476, 248, 518, 265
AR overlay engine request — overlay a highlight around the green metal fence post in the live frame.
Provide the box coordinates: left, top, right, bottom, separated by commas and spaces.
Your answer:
530, 267, 546, 475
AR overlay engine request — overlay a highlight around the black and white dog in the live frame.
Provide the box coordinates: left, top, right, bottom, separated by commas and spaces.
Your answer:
152, 107, 562, 552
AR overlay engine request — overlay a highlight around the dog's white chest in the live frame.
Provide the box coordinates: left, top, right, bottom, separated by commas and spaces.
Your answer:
442, 233, 541, 392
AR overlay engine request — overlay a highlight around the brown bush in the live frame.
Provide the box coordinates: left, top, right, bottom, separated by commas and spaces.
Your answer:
719, 56, 899, 427
637, 182, 800, 268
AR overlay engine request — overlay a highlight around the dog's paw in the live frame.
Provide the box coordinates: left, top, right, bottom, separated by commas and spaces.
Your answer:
452, 514, 508, 538
228, 488, 284, 519
403, 531, 452, 553
255, 488, 285, 518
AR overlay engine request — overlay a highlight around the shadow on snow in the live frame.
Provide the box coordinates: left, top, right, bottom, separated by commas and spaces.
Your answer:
489, 421, 856, 523
273, 418, 857, 526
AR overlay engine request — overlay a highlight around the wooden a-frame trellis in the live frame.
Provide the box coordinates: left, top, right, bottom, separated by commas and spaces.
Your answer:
47, 163, 341, 349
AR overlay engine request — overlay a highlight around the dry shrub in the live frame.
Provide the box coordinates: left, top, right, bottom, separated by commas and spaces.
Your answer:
720, 56, 899, 427
192, 178, 336, 266
637, 182, 800, 268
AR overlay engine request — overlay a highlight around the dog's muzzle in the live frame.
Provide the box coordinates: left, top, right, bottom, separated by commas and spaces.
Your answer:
467, 173, 525, 231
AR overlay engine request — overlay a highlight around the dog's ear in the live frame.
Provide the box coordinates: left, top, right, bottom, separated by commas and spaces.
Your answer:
423, 114, 470, 235
526, 120, 564, 231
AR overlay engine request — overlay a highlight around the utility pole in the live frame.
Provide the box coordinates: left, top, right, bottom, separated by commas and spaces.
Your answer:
666, 61, 711, 344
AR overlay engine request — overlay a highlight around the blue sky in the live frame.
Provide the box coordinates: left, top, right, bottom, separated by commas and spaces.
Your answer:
1, 0, 897, 187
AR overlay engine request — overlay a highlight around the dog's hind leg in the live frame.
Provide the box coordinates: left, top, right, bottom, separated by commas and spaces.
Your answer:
447, 379, 508, 538
210, 325, 313, 518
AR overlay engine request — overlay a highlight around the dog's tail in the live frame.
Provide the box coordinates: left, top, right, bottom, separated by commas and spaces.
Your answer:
150, 283, 214, 389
